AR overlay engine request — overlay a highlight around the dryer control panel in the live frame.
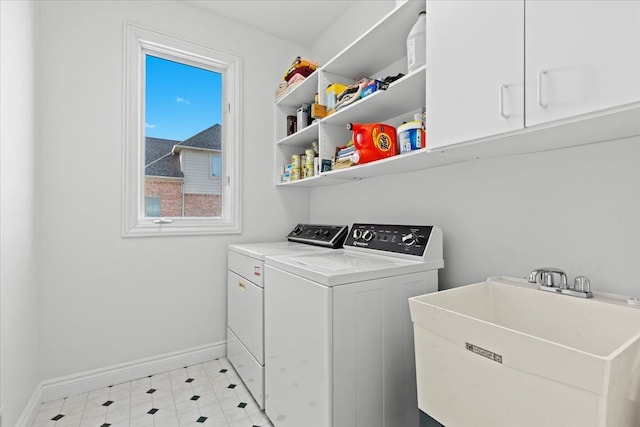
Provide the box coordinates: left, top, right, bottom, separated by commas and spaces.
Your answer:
287, 224, 348, 248
344, 224, 434, 257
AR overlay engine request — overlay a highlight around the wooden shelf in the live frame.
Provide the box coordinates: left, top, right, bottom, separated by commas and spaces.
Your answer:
275, 70, 318, 108
277, 122, 319, 147
322, 1, 425, 79
322, 66, 425, 126
277, 102, 640, 187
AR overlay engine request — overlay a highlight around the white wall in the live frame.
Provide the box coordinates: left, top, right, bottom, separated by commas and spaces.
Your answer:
310, 137, 640, 297
310, 1, 395, 64
307, 0, 640, 298
38, 0, 309, 381
0, 1, 41, 424
274, 0, 640, 400
19, 0, 640, 416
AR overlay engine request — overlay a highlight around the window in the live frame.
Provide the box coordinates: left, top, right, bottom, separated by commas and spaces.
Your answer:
123, 24, 242, 236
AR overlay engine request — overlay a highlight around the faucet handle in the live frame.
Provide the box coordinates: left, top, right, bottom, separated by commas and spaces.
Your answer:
540, 271, 555, 287
574, 276, 591, 293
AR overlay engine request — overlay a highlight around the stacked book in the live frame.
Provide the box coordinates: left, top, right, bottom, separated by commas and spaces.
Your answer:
333, 144, 356, 169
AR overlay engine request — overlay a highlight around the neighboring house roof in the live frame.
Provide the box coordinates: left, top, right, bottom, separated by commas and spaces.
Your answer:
145, 137, 184, 178
145, 125, 221, 178
181, 124, 222, 150
173, 124, 222, 154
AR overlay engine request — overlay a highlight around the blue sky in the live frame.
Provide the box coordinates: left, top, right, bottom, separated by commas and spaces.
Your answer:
145, 55, 222, 141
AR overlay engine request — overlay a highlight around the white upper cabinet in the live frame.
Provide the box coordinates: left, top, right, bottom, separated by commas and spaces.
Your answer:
425, 0, 524, 149
427, 0, 640, 149
525, 0, 640, 127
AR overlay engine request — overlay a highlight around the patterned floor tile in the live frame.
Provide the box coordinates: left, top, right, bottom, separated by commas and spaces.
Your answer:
177, 409, 205, 426
31, 358, 273, 427
53, 413, 82, 427
153, 415, 181, 427
128, 414, 156, 427
227, 417, 258, 427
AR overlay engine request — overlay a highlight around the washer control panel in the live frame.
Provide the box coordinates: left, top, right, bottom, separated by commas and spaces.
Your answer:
287, 224, 349, 248
344, 224, 433, 257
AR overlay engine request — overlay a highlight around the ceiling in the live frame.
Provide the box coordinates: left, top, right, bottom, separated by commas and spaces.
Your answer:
185, 0, 357, 47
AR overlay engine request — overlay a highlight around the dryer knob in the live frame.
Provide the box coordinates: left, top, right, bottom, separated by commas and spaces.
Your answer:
362, 230, 374, 242
402, 233, 418, 247
353, 229, 363, 240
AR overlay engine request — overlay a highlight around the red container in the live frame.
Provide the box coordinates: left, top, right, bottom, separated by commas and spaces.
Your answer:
284, 66, 315, 83
347, 123, 398, 164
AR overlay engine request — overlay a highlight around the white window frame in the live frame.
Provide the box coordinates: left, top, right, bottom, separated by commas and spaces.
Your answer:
122, 23, 242, 237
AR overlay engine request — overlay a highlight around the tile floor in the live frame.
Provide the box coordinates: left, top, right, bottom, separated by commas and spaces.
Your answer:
31, 358, 274, 427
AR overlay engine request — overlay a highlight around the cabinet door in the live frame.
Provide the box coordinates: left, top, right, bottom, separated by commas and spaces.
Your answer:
525, 0, 640, 127
425, 0, 524, 149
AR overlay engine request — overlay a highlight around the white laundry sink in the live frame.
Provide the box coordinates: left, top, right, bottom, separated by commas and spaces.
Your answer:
409, 276, 640, 427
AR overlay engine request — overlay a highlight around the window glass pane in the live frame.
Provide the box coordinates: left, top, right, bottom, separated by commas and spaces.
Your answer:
146, 197, 161, 217
212, 153, 222, 176
144, 55, 223, 218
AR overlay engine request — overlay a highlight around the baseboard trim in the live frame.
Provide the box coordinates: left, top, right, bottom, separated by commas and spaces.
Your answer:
15, 384, 43, 427
40, 341, 226, 403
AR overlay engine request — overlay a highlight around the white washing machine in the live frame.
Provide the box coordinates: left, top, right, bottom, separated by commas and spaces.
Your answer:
227, 224, 348, 409
264, 224, 444, 427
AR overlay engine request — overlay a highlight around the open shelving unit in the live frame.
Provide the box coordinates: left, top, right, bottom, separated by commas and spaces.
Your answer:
274, 0, 426, 187
274, 0, 640, 188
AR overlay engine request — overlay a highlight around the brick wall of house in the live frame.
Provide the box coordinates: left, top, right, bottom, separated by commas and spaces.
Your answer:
145, 179, 183, 217
184, 193, 222, 217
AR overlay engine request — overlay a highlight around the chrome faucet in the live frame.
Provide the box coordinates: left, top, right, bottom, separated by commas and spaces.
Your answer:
528, 267, 593, 298
528, 267, 568, 289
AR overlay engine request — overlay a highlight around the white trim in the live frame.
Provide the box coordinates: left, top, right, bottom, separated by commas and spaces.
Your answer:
122, 22, 242, 237
172, 145, 220, 154
145, 175, 184, 183
15, 385, 43, 427
39, 341, 226, 403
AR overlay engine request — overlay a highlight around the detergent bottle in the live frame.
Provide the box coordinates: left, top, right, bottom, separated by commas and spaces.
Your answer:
347, 123, 398, 164
397, 120, 426, 153
407, 11, 426, 74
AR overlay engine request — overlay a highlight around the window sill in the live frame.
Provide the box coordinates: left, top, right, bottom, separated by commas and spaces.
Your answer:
123, 218, 241, 237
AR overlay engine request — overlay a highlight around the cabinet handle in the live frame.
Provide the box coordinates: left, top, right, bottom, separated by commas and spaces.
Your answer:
499, 84, 509, 119
537, 69, 548, 109
238, 282, 246, 291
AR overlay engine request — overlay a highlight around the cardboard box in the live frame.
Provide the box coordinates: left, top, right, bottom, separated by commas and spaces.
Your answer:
361, 79, 383, 99
311, 103, 327, 119
326, 83, 348, 113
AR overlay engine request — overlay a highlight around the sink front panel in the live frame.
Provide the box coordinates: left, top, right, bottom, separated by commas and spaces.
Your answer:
412, 324, 604, 427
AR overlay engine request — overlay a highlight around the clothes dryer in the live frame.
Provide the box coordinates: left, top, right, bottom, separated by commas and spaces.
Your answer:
227, 224, 347, 409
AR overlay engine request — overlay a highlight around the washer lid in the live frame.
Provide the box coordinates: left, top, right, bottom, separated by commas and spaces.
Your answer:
228, 241, 328, 260
266, 250, 443, 287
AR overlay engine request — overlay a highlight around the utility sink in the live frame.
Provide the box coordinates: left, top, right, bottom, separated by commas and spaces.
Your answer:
409, 276, 640, 427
